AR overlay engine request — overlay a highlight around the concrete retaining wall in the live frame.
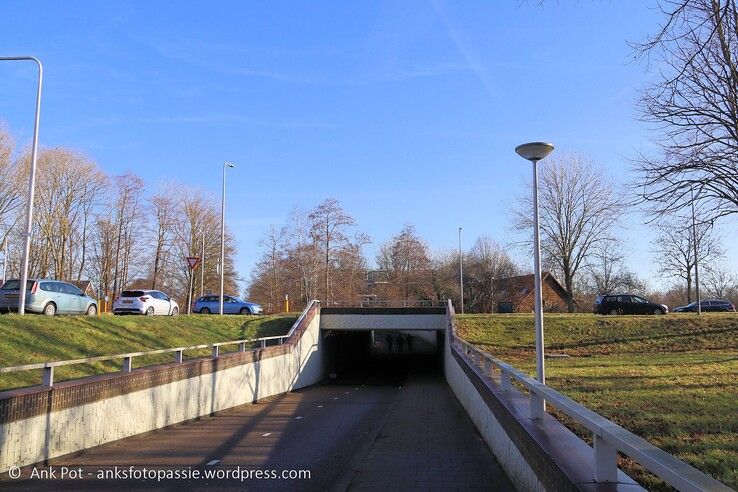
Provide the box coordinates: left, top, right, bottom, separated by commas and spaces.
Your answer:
320, 308, 446, 331
443, 322, 545, 492
0, 304, 324, 472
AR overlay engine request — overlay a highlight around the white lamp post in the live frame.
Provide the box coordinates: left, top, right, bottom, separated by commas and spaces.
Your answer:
458, 227, 464, 314
515, 141, 554, 418
0, 56, 42, 315
219, 162, 235, 315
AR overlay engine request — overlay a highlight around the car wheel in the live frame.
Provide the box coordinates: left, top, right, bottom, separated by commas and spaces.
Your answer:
86, 304, 97, 316
171, 307, 178, 316
653, 308, 664, 315
43, 302, 56, 316
240, 307, 251, 315
608, 308, 620, 315
145, 306, 155, 316
200, 307, 211, 315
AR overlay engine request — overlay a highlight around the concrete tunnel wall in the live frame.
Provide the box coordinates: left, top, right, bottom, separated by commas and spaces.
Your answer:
0, 303, 325, 473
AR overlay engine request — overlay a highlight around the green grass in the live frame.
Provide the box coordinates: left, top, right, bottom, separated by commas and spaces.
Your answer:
0, 313, 298, 392
457, 313, 738, 490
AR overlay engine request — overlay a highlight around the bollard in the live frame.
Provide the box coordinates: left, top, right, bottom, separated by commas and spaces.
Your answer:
174, 350, 183, 363
122, 356, 132, 372
212, 345, 220, 359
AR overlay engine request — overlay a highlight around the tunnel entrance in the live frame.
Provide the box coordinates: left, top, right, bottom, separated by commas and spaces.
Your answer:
324, 329, 443, 385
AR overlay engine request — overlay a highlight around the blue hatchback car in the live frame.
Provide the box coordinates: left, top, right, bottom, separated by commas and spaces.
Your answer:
193, 295, 263, 315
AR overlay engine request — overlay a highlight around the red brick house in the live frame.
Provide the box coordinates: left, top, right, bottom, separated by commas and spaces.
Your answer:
494, 272, 574, 313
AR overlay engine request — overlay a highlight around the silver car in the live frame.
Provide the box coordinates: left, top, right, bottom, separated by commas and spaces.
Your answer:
0, 279, 98, 316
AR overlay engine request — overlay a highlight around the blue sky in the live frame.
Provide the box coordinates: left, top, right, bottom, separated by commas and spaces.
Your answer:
1, 1, 736, 290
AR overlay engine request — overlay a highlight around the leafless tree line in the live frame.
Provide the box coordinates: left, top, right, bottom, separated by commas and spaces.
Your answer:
0, 124, 238, 307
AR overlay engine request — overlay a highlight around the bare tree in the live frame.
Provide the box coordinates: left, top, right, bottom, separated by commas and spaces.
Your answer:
634, 0, 738, 221
512, 153, 623, 312
111, 173, 145, 296
309, 198, 356, 303
652, 219, 723, 303
465, 236, 519, 312
377, 224, 433, 301
149, 186, 177, 289
703, 268, 738, 300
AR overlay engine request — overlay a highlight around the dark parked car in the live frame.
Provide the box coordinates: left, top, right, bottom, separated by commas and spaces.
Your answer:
673, 299, 736, 313
594, 294, 668, 315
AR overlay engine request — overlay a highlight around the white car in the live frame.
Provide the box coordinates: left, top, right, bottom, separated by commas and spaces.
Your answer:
113, 289, 179, 316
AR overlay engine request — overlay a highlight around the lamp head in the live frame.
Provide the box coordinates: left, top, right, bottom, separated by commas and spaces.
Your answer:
515, 142, 554, 162
225, 162, 236, 168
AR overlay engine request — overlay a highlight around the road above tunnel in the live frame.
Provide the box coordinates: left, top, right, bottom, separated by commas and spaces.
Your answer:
2, 365, 512, 491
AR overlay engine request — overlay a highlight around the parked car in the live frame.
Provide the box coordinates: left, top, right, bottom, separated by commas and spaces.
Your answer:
113, 290, 179, 316
594, 294, 668, 315
193, 295, 262, 315
673, 299, 736, 313
0, 279, 97, 316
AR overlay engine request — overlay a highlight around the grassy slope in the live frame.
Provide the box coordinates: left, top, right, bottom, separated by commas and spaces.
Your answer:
457, 313, 738, 490
0, 313, 297, 391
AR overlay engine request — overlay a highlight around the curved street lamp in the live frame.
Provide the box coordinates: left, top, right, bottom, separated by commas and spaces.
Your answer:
0, 56, 43, 315
515, 141, 554, 418
219, 162, 236, 315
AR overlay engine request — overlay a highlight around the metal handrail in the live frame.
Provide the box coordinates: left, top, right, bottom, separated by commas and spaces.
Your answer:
0, 300, 320, 388
446, 300, 731, 492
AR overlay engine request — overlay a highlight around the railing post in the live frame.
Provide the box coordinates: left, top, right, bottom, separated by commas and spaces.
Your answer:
42, 366, 54, 387
238, 342, 246, 352
593, 434, 618, 483
260, 339, 266, 349
278, 337, 283, 345
122, 356, 132, 373
212, 345, 219, 359
483, 358, 491, 375
501, 369, 511, 391
530, 392, 545, 419
174, 350, 183, 363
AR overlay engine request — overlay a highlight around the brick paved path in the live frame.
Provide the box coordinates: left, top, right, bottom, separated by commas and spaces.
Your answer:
346, 371, 514, 491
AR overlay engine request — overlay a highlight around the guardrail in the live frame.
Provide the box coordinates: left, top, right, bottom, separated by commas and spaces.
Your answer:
446, 300, 731, 492
0, 300, 320, 388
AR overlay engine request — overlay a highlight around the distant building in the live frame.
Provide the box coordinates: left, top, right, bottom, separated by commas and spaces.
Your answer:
70, 280, 98, 298
494, 272, 574, 313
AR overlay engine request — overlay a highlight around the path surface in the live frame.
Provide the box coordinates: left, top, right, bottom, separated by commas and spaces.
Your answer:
2, 366, 513, 491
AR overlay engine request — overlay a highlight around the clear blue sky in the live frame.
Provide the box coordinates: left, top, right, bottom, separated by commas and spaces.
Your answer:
1, 1, 736, 290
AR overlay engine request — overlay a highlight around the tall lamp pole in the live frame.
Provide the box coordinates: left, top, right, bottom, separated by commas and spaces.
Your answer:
0, 56, 42, 315
690, 188, 701, 315
200, 231, 205, 297
458, 227, 464, 314
220, 162, 235, 315
515, 141, 554, 418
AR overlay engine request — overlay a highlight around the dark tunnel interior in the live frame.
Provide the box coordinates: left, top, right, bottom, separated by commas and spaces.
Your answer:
323, 330, 444, 385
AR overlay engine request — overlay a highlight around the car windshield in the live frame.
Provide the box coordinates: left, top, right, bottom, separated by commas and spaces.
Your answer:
1, 280, 35, 291
120, 290, 145, 297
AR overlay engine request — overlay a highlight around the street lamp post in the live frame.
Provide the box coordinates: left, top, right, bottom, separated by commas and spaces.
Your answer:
458, 227, 464, 314
515, 141, 554, 419
220, 162, 235, 315
690, 188, 701, 315
200, 231, 205, 297
0, 56, 43, 315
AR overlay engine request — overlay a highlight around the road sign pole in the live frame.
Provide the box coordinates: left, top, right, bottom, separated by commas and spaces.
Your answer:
187, 267, 194, 315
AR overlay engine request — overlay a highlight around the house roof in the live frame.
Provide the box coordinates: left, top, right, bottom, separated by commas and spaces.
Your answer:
494, 272, 570, 306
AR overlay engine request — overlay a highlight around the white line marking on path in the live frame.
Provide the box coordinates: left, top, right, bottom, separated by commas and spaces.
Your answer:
205, 459, 220, 466
317, 405, 323, 408
262, 432, 272, 437
295, 416, 303, 420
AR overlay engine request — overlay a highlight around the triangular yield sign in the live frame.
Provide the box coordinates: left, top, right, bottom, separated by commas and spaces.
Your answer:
186, 256, 200, 269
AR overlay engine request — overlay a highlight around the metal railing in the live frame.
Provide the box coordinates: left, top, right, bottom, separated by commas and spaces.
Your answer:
446, 300, 731, 492
0, 300, 319, 389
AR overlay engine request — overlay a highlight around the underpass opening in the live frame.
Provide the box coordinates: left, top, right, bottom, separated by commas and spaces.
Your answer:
323, 329, 443, 385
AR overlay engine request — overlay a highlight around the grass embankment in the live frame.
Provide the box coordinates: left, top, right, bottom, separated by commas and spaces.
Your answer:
457, 313, 738, 490
0, 313, 298, 392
